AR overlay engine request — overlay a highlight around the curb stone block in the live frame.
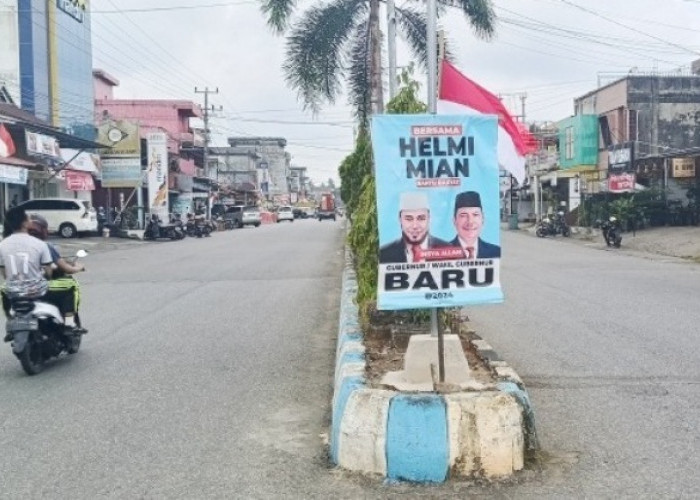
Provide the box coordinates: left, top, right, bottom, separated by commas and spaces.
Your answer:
386, 394, 449, 483
338, 389, 394, 475
331, 375, 365, 464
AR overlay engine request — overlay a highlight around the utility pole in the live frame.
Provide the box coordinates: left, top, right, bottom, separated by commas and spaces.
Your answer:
195, 86, 220, 218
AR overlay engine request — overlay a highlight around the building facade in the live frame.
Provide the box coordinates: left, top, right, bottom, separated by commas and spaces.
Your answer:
227, 137, 290, 203
93, 69, 203, 219
0, 0, 94, 139
208, 146, 259, 205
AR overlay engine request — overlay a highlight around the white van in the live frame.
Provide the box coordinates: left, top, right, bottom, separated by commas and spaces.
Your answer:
17, 198, 98, 238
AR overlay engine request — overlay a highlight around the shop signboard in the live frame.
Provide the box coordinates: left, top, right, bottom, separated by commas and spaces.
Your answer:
0, 165, 28, 185
65, 170, 95, 191
608, 172, 636, 193
672, 157, 696, 178
98, 119, 142, 187
371, 114, 502, 310
25, 131, 61, 159
101, 158, 142, 187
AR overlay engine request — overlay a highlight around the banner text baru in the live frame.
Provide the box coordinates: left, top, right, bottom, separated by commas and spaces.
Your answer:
371, 114, 503, 310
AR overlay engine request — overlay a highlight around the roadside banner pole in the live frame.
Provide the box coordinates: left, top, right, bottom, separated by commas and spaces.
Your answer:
426, 0, 446, 384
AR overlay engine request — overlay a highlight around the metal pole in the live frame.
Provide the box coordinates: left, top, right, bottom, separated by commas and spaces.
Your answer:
426, 0, 443, 383
427, 0, 437, 113
387, 0, 397, 100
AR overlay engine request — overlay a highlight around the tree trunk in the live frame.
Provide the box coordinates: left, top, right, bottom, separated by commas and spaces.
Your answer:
369, 0, 384, 115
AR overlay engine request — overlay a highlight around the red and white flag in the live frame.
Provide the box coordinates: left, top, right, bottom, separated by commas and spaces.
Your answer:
438, 60, 536, 185
0, 124, 16, 158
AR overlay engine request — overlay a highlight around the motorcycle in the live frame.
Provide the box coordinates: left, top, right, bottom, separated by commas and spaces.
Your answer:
598, 216, 622, 248
170, 213, 187, 239
4, 250, 88, 375
144, 215, 181, 241
536, 211, 571, 238
185, 214, 211, 238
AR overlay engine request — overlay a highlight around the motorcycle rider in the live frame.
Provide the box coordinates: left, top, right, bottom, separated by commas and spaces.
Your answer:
28, 214, 87, 334
0, 207, 54, 340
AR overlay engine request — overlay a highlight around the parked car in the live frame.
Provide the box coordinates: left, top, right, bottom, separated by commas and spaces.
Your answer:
276, 206, 294, 223
241, 206, 261, 227
17, 198, 97, 238
212, 203, 244, 228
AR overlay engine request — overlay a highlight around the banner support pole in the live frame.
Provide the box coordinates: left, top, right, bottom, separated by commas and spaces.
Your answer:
426, 0, 445, 384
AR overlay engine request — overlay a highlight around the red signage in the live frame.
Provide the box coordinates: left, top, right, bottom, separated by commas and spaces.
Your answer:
65, 170, 95, 191
608, 173, 635, 193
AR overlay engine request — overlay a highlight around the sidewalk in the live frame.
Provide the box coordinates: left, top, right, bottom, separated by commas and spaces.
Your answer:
509, 222, 700, 261
48, 234, 144, 255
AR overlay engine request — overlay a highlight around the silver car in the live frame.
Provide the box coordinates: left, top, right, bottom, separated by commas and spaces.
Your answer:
241, 206, 261, 227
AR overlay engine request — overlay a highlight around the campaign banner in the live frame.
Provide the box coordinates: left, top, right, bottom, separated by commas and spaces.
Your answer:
147, 133, 169, 220
371, 114, 502, 310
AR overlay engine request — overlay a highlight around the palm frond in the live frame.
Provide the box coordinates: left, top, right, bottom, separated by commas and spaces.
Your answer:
260, 0, 298, 34
395, 6, 427, 68
284, 0, 366, 112
439, 0, 496, 39
347, 19, 371, 127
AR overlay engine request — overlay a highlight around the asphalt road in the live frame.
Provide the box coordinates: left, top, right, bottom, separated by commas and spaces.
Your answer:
2, 222, 699, 498
465, 231, 700, 498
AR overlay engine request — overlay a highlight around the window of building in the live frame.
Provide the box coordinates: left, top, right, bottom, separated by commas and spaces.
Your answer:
565, 126, 574, 160
628, 109, 638, 142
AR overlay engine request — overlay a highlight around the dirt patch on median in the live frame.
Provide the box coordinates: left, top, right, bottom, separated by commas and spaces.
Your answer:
362, 308, 496, 388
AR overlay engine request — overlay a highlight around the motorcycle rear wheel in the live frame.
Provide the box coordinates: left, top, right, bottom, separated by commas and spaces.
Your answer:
18, 337, 44, 375
67, 334, 81, 354
562, 226, 571, 237
536, 226, 547, 238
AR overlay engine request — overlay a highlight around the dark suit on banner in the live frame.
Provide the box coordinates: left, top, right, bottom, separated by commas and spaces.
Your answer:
379, 236, 450, 263
449, 237, 501, 258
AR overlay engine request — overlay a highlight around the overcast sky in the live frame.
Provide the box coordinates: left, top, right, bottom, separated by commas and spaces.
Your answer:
90, 0, 700, 184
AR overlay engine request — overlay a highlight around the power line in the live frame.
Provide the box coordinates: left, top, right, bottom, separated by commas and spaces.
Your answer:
556, 0, 700, 57
92, 1, 256, 14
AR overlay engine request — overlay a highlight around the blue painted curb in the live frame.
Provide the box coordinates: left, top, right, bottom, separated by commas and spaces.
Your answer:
386, 394, 449, 483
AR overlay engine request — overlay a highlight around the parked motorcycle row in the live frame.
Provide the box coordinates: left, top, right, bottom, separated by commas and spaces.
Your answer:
143, 213, 215, 241
536, 211, 571, 238
534, 211, 623, 248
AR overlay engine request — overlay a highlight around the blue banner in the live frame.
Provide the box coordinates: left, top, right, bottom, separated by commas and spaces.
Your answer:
371, 114, 503, 310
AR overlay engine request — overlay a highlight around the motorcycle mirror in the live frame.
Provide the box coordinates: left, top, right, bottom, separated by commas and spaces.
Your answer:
75, 249, 88, 258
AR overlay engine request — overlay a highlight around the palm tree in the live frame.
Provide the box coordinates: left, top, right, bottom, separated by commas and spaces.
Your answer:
260, 0, 496, 125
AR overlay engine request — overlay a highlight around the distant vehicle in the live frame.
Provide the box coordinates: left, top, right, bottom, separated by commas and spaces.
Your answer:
242, 206, 261, 227
276, 205, 294, 223
212, 203, 243, 228
292, 207, 304, 219
304, 207, 316, 218
18, 198, 97, 238
317, 193, 336, 221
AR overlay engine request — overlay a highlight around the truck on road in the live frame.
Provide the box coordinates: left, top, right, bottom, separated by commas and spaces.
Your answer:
317, 193, 336, 221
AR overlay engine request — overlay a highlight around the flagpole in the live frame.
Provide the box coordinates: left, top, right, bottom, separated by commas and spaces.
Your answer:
427, 0, 437, 114
437, 30, 446, 91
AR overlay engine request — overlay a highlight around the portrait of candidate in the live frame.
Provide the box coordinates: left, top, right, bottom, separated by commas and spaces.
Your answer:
379, 191, 449, 263
450, 190, 501, 258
